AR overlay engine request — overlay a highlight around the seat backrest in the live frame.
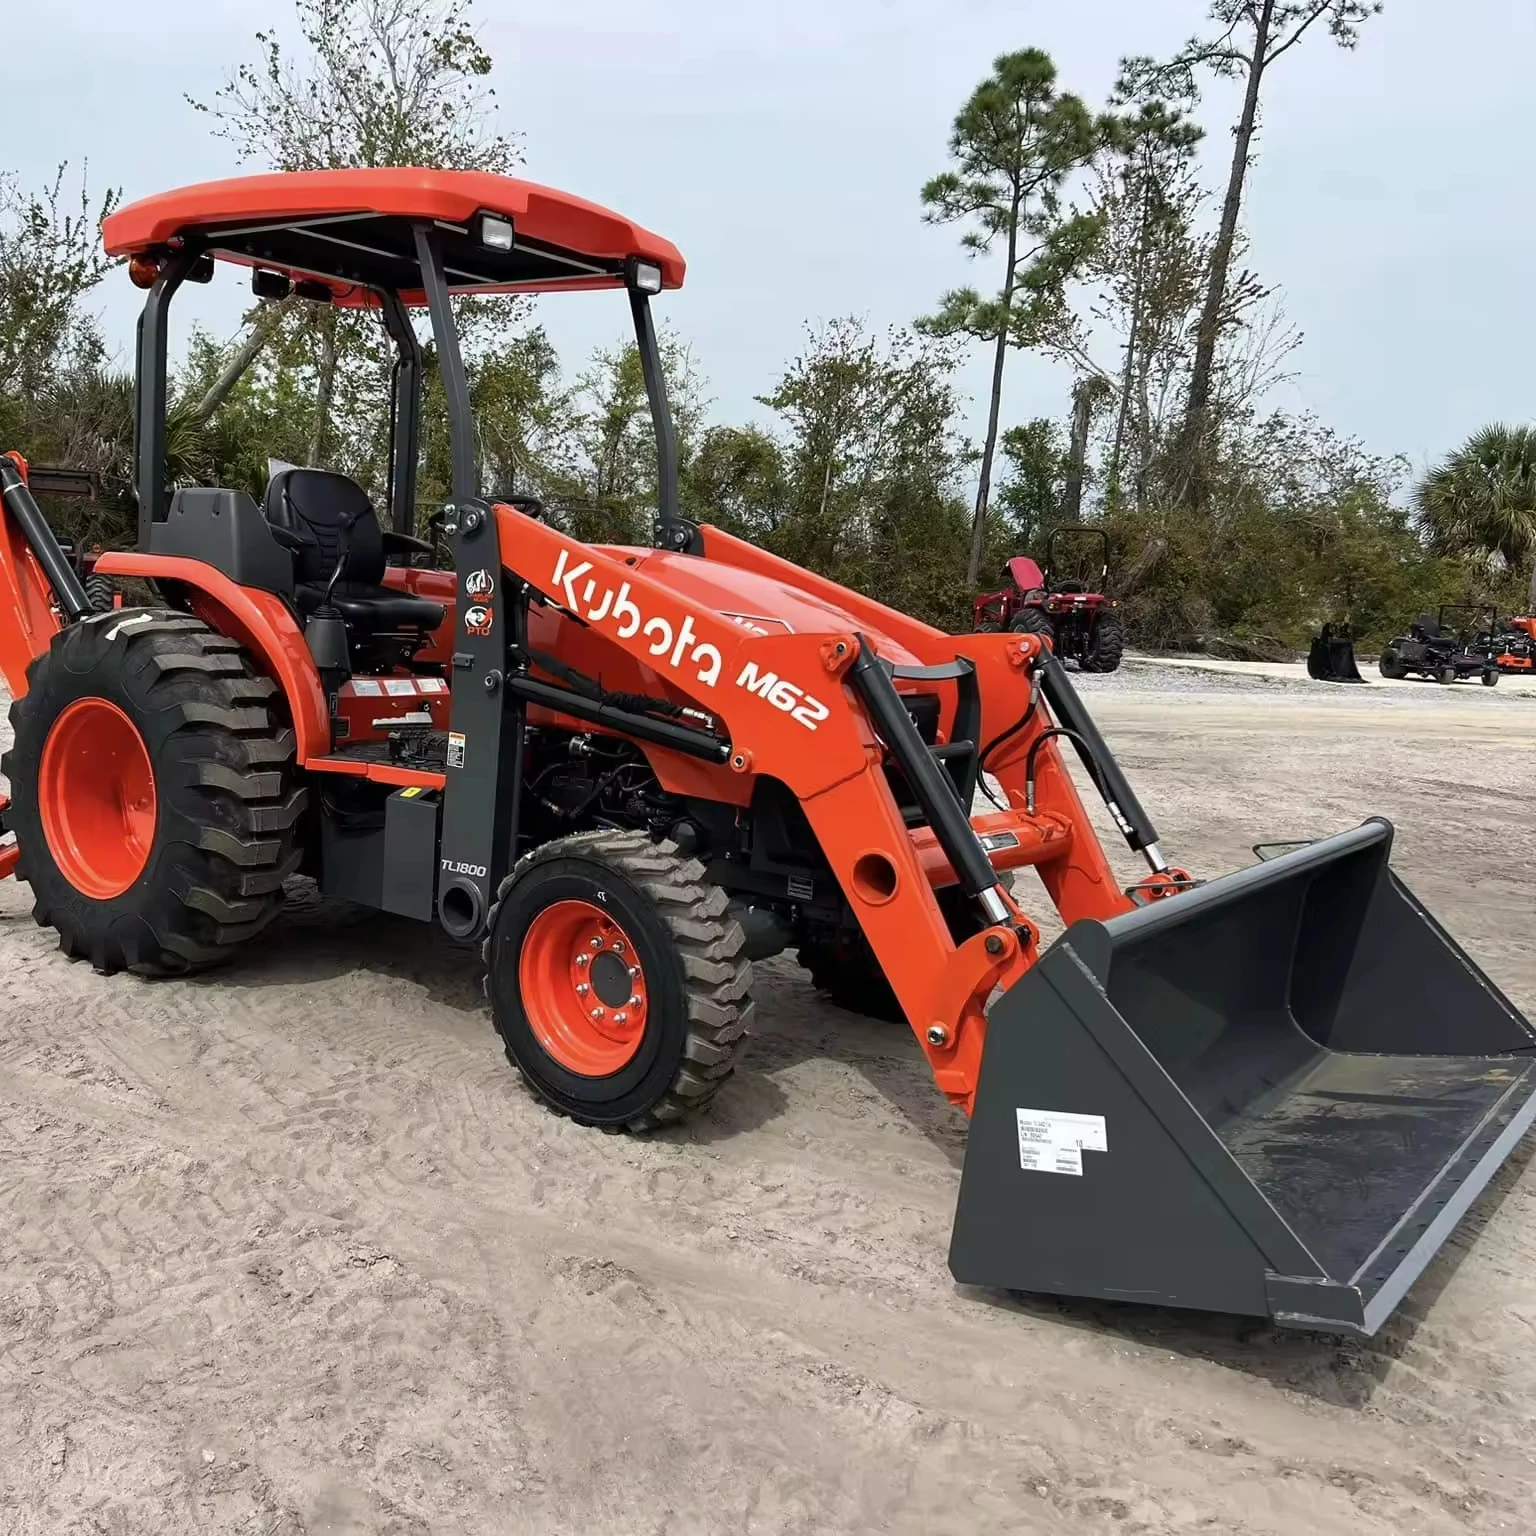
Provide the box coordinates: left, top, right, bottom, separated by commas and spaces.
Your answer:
264, 468, 384, 587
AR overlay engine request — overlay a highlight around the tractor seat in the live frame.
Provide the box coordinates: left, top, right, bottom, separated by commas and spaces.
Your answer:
264, 467, 444, 632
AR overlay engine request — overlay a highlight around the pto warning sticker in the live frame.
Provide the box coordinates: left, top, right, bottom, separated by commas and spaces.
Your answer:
447, 732, 466, 769
1016, 1109, 1107, 1177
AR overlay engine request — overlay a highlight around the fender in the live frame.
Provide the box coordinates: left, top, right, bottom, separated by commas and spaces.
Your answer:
95, 552, 331, 759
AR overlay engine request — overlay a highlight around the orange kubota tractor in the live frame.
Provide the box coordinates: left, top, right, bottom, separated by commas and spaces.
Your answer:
2, 169, 1535, 1337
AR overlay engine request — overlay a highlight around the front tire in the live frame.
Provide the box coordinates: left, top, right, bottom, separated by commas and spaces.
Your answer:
1008, 606, 1054, 643
484, 830, 753, 1130
3, 610, 305, 975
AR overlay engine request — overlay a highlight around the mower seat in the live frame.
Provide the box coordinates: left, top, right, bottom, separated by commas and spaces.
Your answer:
263, 468, 444, 633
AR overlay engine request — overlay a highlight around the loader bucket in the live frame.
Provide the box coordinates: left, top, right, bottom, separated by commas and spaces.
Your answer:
1307, 625, 1365, 682
950, 820, 1536, 1335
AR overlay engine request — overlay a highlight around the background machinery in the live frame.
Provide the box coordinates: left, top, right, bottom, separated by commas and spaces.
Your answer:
1379, 605, 1501, 686
971, 527, 1124, 673
0, 169, 1533, 1337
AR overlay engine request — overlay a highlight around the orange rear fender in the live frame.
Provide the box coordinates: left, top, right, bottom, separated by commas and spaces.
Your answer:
94, 552, 331, 759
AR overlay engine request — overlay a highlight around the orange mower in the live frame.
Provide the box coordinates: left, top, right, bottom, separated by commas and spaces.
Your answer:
1, 168, 1534, 1337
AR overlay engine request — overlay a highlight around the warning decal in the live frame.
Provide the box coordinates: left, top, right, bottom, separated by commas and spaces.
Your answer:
447, 731, 466, 769
1015, 1108, 1107, 1177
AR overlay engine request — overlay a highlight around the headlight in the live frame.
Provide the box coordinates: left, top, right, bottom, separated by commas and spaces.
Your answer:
631, 259, 663, 294
481, 215, 514, 251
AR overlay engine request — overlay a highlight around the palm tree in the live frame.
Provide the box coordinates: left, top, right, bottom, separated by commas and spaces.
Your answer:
1417, 424, 1536, 607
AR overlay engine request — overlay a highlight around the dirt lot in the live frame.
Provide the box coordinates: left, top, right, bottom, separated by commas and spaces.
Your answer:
5, 666, 1536, 1536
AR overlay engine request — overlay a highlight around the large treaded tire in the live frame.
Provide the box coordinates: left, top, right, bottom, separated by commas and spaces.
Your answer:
1007, 605, 1054, 642
483, 829, 753, 1131
797, 935, 905, 1023
83, 572, 115, 613
1378, 649, 1408, 680
1079, 608, 1124, 673
2, 610, 305, 975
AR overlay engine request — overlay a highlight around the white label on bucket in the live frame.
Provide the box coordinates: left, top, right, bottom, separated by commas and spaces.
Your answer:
1016, 1109, 1107, 1176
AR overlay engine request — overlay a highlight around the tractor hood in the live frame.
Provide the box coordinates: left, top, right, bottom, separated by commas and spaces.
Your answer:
613, 547, 926, 668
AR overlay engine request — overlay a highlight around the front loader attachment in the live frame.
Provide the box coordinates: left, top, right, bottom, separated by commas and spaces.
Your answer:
950, 819, 1536, 1335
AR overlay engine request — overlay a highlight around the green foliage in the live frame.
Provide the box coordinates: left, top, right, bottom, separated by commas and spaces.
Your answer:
995, 420, 1067, 543
921, 48, 1107, 583
752, 319, 980, 624
1417, 425, 1536, 605
189, 0, 516, 174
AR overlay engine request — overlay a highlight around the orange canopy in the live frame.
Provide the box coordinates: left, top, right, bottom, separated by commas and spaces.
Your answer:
102, 167, 685, 302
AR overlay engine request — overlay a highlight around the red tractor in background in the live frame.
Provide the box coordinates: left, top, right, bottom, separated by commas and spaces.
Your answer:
971, 527, 1123, 673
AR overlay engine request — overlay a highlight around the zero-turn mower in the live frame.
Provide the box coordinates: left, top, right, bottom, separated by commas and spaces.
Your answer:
1, 168, 1534, 1337
1379, 605, 1500, 686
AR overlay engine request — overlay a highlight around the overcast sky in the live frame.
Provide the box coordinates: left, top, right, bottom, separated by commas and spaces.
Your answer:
5, 0, 1531, 481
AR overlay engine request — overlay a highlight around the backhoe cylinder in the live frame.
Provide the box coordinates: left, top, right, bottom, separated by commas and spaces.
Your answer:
1034, 647, 1164, 868
0, 458, 92, 623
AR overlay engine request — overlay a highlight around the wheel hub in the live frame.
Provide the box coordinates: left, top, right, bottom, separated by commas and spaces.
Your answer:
519, 900, 649, 1076
38, 697, 157, 900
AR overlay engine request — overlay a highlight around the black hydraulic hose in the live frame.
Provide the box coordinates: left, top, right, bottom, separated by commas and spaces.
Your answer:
1032, 646, 1163, 863
1024, 726, 1104, 814
976, 679, 1041, 808
0, 457, 92, 622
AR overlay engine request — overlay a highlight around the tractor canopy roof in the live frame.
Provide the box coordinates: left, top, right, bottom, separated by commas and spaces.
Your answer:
101, 168, 686, 306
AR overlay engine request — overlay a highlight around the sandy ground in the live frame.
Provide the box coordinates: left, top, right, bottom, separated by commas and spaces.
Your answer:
5, 666, 1536, 1536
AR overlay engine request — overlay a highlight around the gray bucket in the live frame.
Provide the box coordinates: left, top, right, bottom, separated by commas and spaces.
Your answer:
950, 819, 1536, 1334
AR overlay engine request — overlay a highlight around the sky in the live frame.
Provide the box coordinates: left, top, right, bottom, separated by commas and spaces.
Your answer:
5, 0, 1533, 482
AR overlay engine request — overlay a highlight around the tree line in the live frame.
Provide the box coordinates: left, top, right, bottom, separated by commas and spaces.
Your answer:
1, 0, 1531, 654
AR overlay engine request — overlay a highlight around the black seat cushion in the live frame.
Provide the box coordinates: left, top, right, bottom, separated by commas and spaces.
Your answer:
293, 580, 445, 630
264, 468, 443, 631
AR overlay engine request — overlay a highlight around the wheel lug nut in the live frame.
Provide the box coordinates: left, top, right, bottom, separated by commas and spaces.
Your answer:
576, 983, 589, 996
614, 1011, 627, 1024
576, 954, 589, 968
612, 940, 626, 955
589, 937, 602, 951
628, 994, 641, 1007
628, 965, 640, 979
590, 1007, 605, 1020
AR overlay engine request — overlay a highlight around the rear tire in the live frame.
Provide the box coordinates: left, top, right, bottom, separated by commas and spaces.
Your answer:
484, 830, 753, 1130
1378, 651, 1408, 680
1079, 608, 1124, 673
83, 572, 116, 612
973, 621, 1002, 634
3, 610, 305, 975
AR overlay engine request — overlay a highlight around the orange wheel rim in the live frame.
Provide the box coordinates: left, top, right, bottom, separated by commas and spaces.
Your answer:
519, 899, 649, 1076
38, 698, 157, 900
